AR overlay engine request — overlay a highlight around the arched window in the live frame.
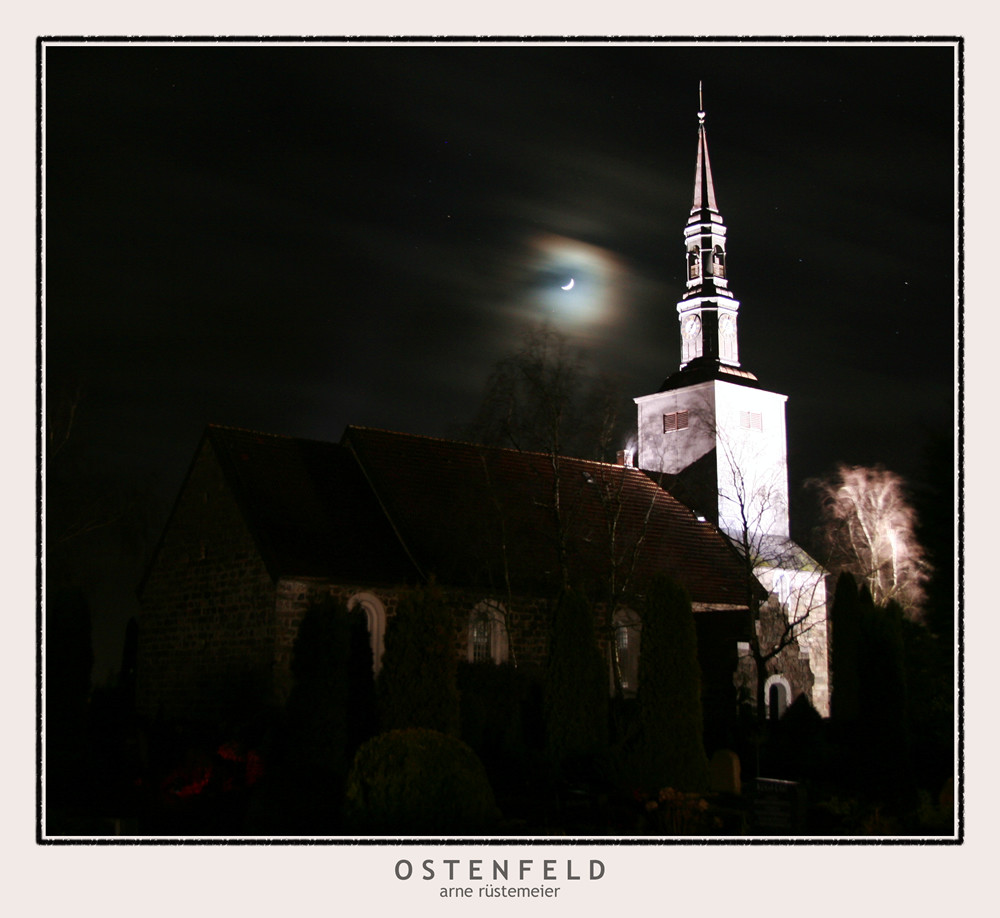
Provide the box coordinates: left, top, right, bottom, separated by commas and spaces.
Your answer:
712, 246, 726, 277
348, 592, 387, 674
688, 249, 700, 279
467, 601, 509, 664
764, 674, 792, 721
611, 608, 642, 697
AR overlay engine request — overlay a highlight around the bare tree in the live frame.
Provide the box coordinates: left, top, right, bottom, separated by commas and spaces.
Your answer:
466, 324, 625, 603
662, 397, 830, 723
809, 464, 929, 619
467, 325, 621, 462
721, 449, 830, 724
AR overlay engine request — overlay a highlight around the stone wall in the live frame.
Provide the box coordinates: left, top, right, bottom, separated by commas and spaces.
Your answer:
137, 441, 755, 729
270, 582, 562, 698
734, 599, 817, 717
136, 440, 278, 723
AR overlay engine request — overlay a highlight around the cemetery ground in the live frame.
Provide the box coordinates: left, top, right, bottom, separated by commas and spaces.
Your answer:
44, 681, 956, 839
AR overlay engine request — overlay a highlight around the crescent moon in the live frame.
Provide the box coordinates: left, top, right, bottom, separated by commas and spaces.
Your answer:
561, 278, 575, 291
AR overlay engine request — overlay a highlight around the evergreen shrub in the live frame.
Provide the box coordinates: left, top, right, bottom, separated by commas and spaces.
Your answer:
344, 728, 501, 835
543, 588, 609, 778
458, 662, 522, 771
625, 575, 709, 793
377, 583, 460, 736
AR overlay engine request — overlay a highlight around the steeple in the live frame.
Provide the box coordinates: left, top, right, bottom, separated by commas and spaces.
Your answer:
676, 85, 743, 373
691, 84, 719, 215
633, 95, 829, 719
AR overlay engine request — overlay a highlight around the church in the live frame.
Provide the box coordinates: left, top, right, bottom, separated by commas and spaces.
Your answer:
136, 99, 830, 735
633, 97, 829, 717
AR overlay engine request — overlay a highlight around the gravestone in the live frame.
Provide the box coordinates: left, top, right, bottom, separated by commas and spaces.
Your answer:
751, 778, 806, 834
709, 748, 741, 795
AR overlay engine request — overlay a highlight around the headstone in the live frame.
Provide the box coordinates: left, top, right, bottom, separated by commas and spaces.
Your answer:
709, 748, 741, 795
751, 778, 806, 834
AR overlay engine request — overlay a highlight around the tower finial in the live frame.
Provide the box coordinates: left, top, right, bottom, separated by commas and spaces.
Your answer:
698, 81, 705, 123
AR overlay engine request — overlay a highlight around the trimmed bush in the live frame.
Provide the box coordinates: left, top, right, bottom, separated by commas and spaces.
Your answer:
344, 728, 501, 835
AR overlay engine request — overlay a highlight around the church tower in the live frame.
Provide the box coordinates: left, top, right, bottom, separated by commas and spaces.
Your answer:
634, 92, 791, 542
677, 86, 741, 370
633, 92, 829, 717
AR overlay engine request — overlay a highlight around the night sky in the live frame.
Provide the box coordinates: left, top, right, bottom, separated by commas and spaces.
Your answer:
42, 40, 958, 677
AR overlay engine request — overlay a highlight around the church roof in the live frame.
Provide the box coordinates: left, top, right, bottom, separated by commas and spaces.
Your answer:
658, 357, 760, 392
204, 425, 419, 584
341, 425, 752, 606
179, 424, 753, 608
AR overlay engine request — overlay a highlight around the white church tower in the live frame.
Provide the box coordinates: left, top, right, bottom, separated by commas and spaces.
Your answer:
634, 92, 829, 716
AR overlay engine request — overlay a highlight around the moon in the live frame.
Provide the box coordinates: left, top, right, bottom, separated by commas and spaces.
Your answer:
560, 278, 575, 291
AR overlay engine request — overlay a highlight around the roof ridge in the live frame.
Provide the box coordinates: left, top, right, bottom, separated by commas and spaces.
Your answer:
344, 424, 632, 470
207, 423, 341, 449
207, 422, 296, 439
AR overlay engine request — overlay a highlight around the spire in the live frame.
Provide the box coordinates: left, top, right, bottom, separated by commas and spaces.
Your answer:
692, 82, 719, 215
673, 86, 745, 375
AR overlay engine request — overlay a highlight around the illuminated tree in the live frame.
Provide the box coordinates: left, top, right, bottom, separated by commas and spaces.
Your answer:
811, 464, 929, 618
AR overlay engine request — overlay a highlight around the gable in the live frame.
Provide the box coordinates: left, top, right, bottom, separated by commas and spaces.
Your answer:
145, 426, 420, 586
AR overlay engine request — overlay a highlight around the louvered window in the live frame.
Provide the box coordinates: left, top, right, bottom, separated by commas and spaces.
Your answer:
712, 246, 726, 277
740, 411, 763, 431
663, 410, 690, 433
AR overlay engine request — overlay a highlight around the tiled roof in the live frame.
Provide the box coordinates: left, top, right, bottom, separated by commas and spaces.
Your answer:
659, 358, 760, 392
206, 425, 419, 583
199, 424, 753, 607
342, 426, 752, 607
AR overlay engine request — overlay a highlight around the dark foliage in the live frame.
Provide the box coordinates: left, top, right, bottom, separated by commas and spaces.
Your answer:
344, 728, 501, 835
260, 594, 353, 831
901, 617, 954, 794
857, 593, 915, 807
346, 607, 378, 751
830, 571, 862, 724
543, 588, 609, 777
913, 431, 957, 640
45, 587, 94, 807
377, 583, 460, 736
761, 694, 831, 780
626, 575, 709, 792
829, 578, 918, 811
457, 661, 539, 789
